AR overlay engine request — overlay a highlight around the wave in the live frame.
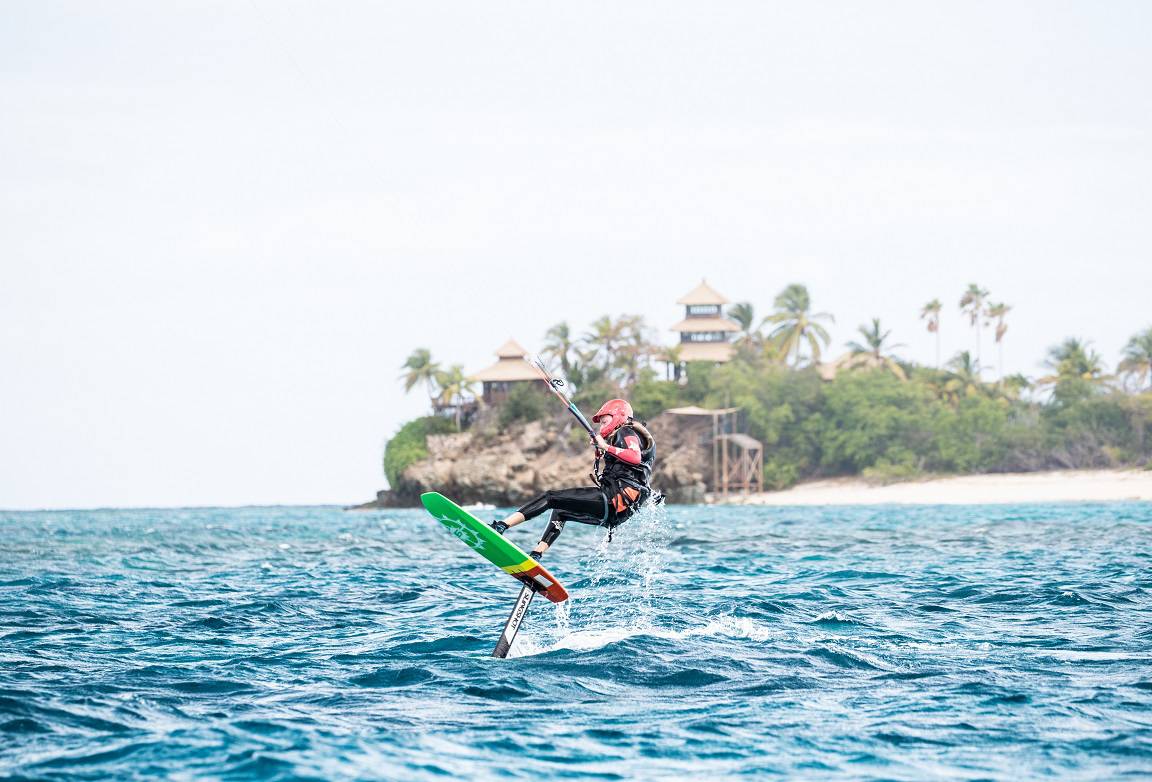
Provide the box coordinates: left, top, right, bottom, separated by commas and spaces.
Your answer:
4, 502, 1152, 781
350, 666, 436, 688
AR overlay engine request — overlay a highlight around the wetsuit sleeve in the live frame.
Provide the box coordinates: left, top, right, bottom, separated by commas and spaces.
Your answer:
605, 434, 642, 465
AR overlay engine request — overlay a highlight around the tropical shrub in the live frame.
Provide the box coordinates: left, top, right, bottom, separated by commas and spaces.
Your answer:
630, 377, 685, 422
499, 384, 551, 427
383, 416, 456, 488
818, 370, 936, 476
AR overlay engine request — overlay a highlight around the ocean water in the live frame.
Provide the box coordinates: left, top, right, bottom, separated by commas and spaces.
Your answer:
2, 502, 1151, 781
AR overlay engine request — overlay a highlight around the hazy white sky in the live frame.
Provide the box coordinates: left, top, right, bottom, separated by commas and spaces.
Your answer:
2, 1, 1150, 509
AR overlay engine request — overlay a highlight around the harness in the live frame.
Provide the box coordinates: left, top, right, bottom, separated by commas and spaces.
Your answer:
594, 422, 653, 542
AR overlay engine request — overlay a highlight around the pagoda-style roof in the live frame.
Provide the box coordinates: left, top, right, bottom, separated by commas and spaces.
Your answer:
470, 338, 540, 382
676, 279, 729, 306
678, 341, 734, 362
670, 316, 740, 333
494, 338, 528, 359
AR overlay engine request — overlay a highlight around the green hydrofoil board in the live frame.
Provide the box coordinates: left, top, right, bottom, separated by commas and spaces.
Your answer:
420, 492, 569, 603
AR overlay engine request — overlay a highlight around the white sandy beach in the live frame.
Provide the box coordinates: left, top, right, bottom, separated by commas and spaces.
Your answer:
722, 469, 1152, 506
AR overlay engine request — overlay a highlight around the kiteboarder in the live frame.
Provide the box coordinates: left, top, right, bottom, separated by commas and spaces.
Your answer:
490, 398, 655, 559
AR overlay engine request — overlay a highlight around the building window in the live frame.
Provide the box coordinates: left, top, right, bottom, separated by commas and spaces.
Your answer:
682, 332, 728, 343
686, 304, 720, 317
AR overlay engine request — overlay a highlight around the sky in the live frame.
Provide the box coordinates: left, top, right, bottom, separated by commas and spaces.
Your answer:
2, 1, 1150, 509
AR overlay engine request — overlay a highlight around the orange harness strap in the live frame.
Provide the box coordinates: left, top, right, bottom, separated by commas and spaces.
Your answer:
611, 486, 641, 513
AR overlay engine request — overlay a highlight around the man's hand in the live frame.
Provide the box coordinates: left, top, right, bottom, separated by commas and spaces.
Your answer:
592, 433, 610, 452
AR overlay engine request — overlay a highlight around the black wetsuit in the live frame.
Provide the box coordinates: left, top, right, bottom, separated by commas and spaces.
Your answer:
516, 424, 655, 549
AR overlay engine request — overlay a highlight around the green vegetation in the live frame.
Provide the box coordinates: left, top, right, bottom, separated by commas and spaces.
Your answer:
392, 283, 1152, 490
631, 359, 1151, 485
499, 384, 551, 427
383, 416, 456, 489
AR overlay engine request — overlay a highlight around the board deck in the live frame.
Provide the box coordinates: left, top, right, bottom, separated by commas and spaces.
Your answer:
420, 492, 569, 603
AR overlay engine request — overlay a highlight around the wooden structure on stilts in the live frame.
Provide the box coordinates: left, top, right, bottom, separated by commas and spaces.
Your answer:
715, 433, 764, 497
666, 406, 764, 497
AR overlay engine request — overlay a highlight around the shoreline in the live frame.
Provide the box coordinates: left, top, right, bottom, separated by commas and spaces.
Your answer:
720, 468, 1152, 506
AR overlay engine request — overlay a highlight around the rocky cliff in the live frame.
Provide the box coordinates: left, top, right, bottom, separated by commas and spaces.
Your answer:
375, 411, 715, 507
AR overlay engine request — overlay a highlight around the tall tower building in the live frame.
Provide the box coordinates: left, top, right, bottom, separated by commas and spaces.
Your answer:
671, 280, 740, 363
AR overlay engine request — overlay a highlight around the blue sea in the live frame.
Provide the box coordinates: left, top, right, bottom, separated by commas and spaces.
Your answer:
2, 502, 1151, 781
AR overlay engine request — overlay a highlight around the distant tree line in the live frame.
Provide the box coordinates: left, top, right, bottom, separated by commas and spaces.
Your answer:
392, 283, 1152, 488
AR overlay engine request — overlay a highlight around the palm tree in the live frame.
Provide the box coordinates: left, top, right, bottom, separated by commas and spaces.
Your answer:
543, 322, 575, 376
959, 284, 989, 370
1043, 337, 1105, 382
1119, 327, 1152, 391
568, 346, 605, 389
844, 318, 907, 379
728, 301, 755, 333
727, 302, 762, 360
999, 373, 1033, 401
1039, 338, 1107, 402
582, 315, 626, 374
400, 348, 441, 409
936, 350, 984, 404
762, 284, 834, 367
434, 364, 476, 430
920, 299, 942, 368
728, 302, 759, 348
614, 314, 652, 386
985, 302, 1012, 380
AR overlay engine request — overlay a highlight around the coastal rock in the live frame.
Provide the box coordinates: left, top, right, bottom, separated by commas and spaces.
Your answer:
392, 412, 713, 506
648, 413, 711, 503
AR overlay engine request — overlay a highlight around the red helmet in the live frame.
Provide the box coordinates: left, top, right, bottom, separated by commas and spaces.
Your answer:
592, 399, 633, 437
